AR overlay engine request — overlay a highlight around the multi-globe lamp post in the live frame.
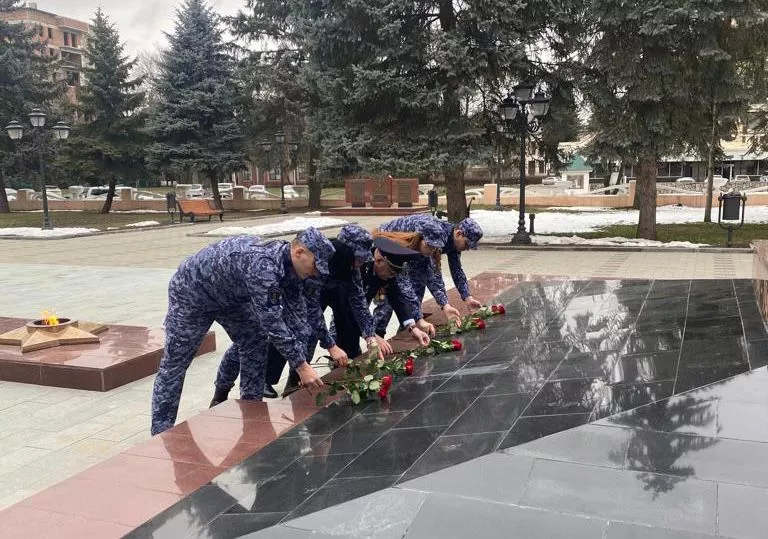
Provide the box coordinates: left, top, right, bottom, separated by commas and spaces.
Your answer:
6, 108, 70, 230
498, 83, 550, 245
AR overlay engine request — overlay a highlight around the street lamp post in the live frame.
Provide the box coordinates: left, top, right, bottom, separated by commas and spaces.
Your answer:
498, 84, 550, 245
259, 139, 272, 192
274, 133, 287, 214
5, 109, 70, 230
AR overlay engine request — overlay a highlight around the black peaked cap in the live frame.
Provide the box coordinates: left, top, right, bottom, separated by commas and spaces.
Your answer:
373, 236, 421, 268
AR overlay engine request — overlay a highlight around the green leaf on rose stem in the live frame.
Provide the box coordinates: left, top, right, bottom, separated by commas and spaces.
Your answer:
351, 390, 361, 404
364, 375, 374, 382
315, 392, 326, 406
369, 380, 381, 391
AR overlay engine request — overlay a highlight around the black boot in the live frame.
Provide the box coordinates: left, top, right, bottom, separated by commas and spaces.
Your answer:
263, 385, 278, 399
209, 386, 230, 408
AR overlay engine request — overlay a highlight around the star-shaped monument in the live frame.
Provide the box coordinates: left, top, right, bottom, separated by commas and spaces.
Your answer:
0, 318, 108, 353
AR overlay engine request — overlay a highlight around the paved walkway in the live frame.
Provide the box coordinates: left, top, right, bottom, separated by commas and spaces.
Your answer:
0, 213, 756, 510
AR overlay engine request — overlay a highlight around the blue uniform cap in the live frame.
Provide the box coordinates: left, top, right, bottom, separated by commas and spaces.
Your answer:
337, 225, 374, 263
296, 227, 335, 275
458, 218, 483, 249
417, 219, 446, 249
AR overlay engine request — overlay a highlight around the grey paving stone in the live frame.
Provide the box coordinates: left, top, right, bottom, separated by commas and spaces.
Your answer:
717, 482, 768, 539
398, 452, 535, 505
403, 493, 607, 539
520, 459, 717, 535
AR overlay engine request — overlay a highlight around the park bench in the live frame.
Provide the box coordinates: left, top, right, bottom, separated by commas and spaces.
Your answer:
177, 199, 224, 223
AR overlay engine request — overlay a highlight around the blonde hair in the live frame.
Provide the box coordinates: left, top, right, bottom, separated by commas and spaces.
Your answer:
372, 229, 442, 269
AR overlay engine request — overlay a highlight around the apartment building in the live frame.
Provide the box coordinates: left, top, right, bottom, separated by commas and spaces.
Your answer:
0, 2, 90, 101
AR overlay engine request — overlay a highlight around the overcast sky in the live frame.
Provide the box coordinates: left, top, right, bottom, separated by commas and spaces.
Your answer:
38, 0, 246, 57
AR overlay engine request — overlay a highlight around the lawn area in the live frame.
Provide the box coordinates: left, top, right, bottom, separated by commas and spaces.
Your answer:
577, 222, 768, 247
0, 210, 275, 230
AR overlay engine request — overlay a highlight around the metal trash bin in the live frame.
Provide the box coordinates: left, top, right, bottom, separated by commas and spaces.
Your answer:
427, 189, 438, 211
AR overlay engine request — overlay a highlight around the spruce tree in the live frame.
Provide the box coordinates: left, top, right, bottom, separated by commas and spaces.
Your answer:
238, 0, 576, 222
584, 0, 768, 239
60, 8, 146, 213
148, 0, 244, 206
0, 0, 61, 212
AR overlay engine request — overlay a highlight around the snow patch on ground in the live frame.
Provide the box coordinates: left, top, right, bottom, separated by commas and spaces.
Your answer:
125, 221, 161, 228
113, 210, 167, 214
205, 216, 349, 237
0, 227, 98, 238
530, 235, 707, 248
472, 205, 768, 237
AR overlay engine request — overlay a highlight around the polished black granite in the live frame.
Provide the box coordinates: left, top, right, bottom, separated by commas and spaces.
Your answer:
128, 279, 768, 538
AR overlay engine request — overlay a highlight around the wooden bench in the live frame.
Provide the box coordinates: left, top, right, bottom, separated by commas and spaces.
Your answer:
177, 199, 224, 223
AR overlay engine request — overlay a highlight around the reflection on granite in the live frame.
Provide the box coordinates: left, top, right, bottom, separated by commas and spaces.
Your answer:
126, 278, 768, 537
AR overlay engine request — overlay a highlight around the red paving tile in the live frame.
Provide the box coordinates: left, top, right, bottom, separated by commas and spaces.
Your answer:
0, 506, 131, 539
201, 398, 316, 425
125, 429, 268, 469
18, 477, 183, 527
77, 453, 224, 495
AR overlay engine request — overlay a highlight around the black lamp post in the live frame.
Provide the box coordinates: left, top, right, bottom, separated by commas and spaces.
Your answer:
498, 84, 550, 245
274, 133, 288, 214
5, 109, 70, 230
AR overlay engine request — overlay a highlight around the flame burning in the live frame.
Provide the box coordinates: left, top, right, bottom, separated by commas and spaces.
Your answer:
41, 310, 59, 326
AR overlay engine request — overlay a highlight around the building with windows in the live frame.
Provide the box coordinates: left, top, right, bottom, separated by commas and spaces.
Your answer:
0, 2, 90, 102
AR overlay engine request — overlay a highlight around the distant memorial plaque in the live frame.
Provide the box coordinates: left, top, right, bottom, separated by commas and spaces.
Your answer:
396, 181, 413, 208
370, 177, 392, 207
350, 181, 366, 207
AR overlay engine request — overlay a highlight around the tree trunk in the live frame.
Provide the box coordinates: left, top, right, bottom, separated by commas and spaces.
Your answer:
100, 174, 117, 214
636, 153, 657, 240
0, 169, 10, 214
307, 146, 321, 210
704, 101, 718, 223
445, 167, 468, 222
210, 172, 222, 209
439, 0, 467, 222
632, 161, 641, 209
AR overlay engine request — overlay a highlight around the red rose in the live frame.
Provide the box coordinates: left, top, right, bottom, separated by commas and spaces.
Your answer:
405, 357, 414, 366
491, 305, 499, 313
452, 339, 462, 351
381, 375, 393, 389
497, 304, 506, 315
378, 387, 389, 399
405, 363, 414, 376
474, 319, 486, 330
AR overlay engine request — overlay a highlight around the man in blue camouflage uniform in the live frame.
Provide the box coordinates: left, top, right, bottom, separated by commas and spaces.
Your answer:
150, 227, 335, 435
373, 215, 484, 336
213, 224, 384, 400
212, 225, 434, 400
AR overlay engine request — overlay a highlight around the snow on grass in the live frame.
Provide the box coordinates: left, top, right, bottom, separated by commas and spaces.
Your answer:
530, 235, 707, 248
472, 205, 768, 237
0, 227, 98, 238
205, 216, 349, 237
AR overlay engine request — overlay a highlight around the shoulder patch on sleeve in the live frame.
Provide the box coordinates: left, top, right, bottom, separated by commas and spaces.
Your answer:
268, 286, 282, 306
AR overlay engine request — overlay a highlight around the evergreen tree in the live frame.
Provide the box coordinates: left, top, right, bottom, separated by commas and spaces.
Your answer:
238, 0, 576, 222
59, 8, 146, 213
230, 6, 320, 208
584, 0, 768, 239
0, 0, 62, 213
148, 0, 244, 206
